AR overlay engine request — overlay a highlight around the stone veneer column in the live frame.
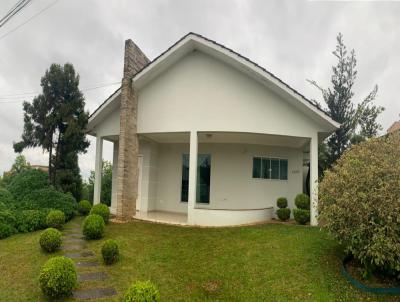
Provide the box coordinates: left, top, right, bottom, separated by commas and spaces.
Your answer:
116, 39, 150, 220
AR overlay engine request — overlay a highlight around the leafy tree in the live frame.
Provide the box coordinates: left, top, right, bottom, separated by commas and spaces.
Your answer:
13, 63, 89, 200
86, 161, 113, 206
309, 33, 384, 168
0, 155, 31, 187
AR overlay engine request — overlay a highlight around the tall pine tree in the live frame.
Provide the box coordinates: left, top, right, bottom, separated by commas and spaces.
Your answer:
14, 63, 89, 200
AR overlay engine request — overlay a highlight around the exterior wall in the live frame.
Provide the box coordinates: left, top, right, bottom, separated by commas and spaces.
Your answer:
94, 108, 120, 137
154, 143, 303, 214
138, 51, 324, 138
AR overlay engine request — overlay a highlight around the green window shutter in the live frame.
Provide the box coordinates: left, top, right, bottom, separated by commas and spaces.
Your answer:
262, 158, 270, 179
271, 158, 280, 180
252, 157, 261, 178
280, 159, 288, 180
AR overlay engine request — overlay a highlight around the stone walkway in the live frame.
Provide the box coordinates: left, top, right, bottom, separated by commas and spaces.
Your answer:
62, 220, 117, 300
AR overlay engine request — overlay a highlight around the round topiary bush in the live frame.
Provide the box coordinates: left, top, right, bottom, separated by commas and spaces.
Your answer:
0, 223, 16, 239
39, 256, 77, 298
90, 203, 110, 224
124, 280, 160, 302
276, 197, 288, 209
78, 200, 92, 216
46, 210, 65, 229
276, 208, 291, 221
294, 193, 310, 210
319, 132, 400, 275
83, 214, 105, 239
101, 239, 119, 265
293, 209, 310, 225
39, 227, 62, 252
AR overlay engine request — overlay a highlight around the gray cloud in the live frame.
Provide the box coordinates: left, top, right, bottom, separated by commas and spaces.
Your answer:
0, 0, 399, 178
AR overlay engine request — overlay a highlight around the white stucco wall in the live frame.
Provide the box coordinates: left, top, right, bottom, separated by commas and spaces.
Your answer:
137, 51, 324, 138
93, 107, 120, 137
152, 143, 303, 214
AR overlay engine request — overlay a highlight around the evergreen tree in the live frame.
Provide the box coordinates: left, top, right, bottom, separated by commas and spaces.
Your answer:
14, 63, 89, 200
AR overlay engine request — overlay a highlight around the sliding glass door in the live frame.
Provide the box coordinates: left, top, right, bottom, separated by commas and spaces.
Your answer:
181, 154, 211, 203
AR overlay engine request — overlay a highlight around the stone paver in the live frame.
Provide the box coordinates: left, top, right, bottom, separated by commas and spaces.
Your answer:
64, 238, 85, 244
64, 251, 95, 259
76, 260, 99, 267
73, 287, 117, 300
61, 244, 86, 251
78, 272, 108, 282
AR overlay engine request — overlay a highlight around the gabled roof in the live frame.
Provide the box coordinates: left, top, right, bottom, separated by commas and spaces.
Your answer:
88, 32, 340, 131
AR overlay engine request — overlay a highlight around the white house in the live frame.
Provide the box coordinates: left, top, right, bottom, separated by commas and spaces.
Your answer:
87, 33, 339, 227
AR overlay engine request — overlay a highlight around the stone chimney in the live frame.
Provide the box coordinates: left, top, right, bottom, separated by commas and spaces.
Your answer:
116, 39, 150, 220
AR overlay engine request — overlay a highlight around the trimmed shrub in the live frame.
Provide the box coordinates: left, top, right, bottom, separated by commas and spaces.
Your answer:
78, 200, 91, 215
46, 210, 65, 229
0, 188, 14, 206
0, 223, 16, 239
294, 193, 310, 210
90, 203, 110, 224
124, 281, 160, 302
319, 132, 400, 275
293, 209, 310, 225
276, 197, 288, 209
101, 239, 119, 265
83, 214, 105, 239
8, 169, 48, 201
276, 208, 291, 221
20, 188, 77, 220
0, 209, 16, 227
39, 228, 62, 252
39, 256, 77, 298
15, 209, 49, 233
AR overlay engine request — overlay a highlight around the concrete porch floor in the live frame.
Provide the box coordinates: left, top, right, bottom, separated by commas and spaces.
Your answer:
135, 211, 188, 225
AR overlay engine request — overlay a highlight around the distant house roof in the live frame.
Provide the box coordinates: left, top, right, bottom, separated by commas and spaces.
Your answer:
387, 121, 400, 133
89, 32, 340, 131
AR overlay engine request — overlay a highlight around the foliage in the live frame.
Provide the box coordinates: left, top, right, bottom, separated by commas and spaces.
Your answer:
0, 188, 14, 206
39, 228, 62, 252
13, 63, 89, 202
15, 209, 49, 233
276, 208, 291, 221
0, 223, 16, 239
124, 280, 160, 302
309, 33, 384, 168
101, 239, 119, 265
276, 197, 288, 209
90, 203, 110, 224
0, 155, 31, 187
319, 131, 400, 275
20, 187, 77, 220
39, 256, 77, 298
45, 210, 65, 229
294, 194, 310, 210
87, 160, 113, 205
293, 209, 310, 225
78, 200, 92, 215
0, 210, 16, 227
7, 169, 48, 201
83, 214, 105, 239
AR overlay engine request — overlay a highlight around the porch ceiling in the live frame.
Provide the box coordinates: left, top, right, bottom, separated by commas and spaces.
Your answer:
140, 132, 309, 149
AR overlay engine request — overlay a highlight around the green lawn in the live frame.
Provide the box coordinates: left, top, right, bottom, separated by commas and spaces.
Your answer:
0, 217, 398, 302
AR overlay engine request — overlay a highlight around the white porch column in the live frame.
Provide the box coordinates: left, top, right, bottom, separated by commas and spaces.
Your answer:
310, 135, 319, 226
93, 136, 103, 205
110, 140, 119, 213
187, 131, 198, 224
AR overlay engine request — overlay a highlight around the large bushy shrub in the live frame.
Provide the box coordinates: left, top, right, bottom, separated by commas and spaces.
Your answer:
124, 281, 160, 302
8, 169, 48, 201
46, 210, 65, 229
0, 209, 16, 227
20, 188, 77, 220
319, 132, 400, 275
101, 239, 119, 265
0, 223, 16, 239
0, 188, 14, 206
15, 209, 49, 233
39, 256, 77, 298
83, 214, 105, 239
78, 200, 91, 215
40, 228, 62, 252
90, 203, 110, 224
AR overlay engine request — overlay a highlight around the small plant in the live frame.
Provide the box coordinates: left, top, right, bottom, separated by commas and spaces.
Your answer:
39, 256, 77, 298
46, 210, 65, 229
293, 209, 310, 225
276, 197, 288, 209
78, 200, 92, 215
90, 203, 110, 224
101, 239, 119, 265
39, 228, 62, 252
294, 193, 310, 210
83, 214, 105, 239
0, 223, 16, 239
124, 280, 160, 302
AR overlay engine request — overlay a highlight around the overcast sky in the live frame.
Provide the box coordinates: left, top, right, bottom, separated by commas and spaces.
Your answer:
0, 0, 399, 179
